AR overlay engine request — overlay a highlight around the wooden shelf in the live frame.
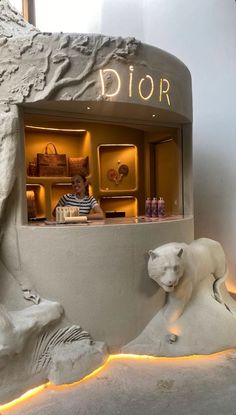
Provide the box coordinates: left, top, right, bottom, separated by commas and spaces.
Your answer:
26, 178, 73, 220
100, 196, 138, 218
27, 176, 73, 183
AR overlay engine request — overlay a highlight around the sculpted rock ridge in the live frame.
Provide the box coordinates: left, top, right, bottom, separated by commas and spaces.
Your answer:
0, 0, 38, 37
0, 1, 111, 404
123, 238, 236, 356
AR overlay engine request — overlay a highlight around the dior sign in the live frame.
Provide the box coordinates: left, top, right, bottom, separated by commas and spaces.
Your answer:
99, 66, 171, 106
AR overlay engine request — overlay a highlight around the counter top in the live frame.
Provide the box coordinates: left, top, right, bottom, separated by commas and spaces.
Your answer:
27, 215, 189, 227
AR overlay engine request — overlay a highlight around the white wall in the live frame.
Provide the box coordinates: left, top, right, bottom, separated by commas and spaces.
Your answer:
98, 0, 236, 289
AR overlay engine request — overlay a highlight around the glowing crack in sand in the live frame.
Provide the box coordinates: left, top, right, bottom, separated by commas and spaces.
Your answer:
0, 350, 235, 411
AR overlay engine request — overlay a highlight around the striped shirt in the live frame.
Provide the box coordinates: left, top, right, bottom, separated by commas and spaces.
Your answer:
58, 194, 98, 215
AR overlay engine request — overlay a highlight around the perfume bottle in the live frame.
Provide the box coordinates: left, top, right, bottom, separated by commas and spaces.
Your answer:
157, 197, 165, 217
145, 197, 152, 217
151, 197, 158, 217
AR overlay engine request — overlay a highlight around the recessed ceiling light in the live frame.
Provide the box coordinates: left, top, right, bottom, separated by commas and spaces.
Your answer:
25, 126, 86, 132
87, 106, 91, 110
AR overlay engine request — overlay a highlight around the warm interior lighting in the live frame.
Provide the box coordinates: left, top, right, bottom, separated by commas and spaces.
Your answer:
168, 324, 182, 336
25, 125, 86, 133
225, 280, 236, 294
1, 350, 235, 411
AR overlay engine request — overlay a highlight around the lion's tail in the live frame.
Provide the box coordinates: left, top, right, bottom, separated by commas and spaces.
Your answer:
212, 265, 233, 313
213, 264, 228, 304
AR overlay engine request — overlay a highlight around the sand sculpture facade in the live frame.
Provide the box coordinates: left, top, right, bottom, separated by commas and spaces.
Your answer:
6, 0, 235, 405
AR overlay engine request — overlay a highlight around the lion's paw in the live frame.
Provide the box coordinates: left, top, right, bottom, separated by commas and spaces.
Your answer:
166, 333, 178, 344
22, 289, 40, 305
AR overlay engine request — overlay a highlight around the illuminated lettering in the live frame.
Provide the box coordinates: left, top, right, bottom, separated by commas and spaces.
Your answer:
129, 65, 134, 97
138, 75, 154, 100
98, 66, 171, 107
99, 69, 121, 97
159, 78, 171, 106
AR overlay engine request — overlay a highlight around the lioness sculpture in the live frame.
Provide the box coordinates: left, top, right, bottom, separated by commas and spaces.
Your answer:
148, 238, 228, 329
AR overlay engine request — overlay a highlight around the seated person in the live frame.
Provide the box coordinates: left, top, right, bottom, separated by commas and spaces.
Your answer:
52, 174, 104, 220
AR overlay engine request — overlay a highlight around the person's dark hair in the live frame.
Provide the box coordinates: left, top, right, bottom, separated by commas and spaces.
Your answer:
82, 175, 89, 196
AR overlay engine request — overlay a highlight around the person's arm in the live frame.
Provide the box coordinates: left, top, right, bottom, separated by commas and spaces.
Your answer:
87, 204, 105, 220
52, 196, 64, 219
52, 203, 59, 219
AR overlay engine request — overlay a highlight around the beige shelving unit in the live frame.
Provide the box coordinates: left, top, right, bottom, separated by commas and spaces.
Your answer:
25, 122, 143, 220
26, 177, 73, 219
25, 125, 91, 220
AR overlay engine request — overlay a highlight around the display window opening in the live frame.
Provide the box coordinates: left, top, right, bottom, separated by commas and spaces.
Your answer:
23, 114, 184, 224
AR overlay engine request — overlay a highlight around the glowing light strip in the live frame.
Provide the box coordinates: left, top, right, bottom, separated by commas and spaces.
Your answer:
0, 350, 234, 411
98, 144, 135, 147
0, 383, 50, 411
25, 125, 86, 132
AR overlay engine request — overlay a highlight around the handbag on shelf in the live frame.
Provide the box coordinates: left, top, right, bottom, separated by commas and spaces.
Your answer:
37, 143, 67, 177
68, 156, 89, 177
27, 161, 37, 177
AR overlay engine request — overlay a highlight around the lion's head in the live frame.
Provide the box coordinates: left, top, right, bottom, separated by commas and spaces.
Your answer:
148, 245, 185, 292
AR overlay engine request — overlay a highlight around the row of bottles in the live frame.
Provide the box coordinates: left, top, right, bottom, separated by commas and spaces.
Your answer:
145, 197, 165, 218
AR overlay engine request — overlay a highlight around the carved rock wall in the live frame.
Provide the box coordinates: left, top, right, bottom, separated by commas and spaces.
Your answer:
0, 2, 111, 404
